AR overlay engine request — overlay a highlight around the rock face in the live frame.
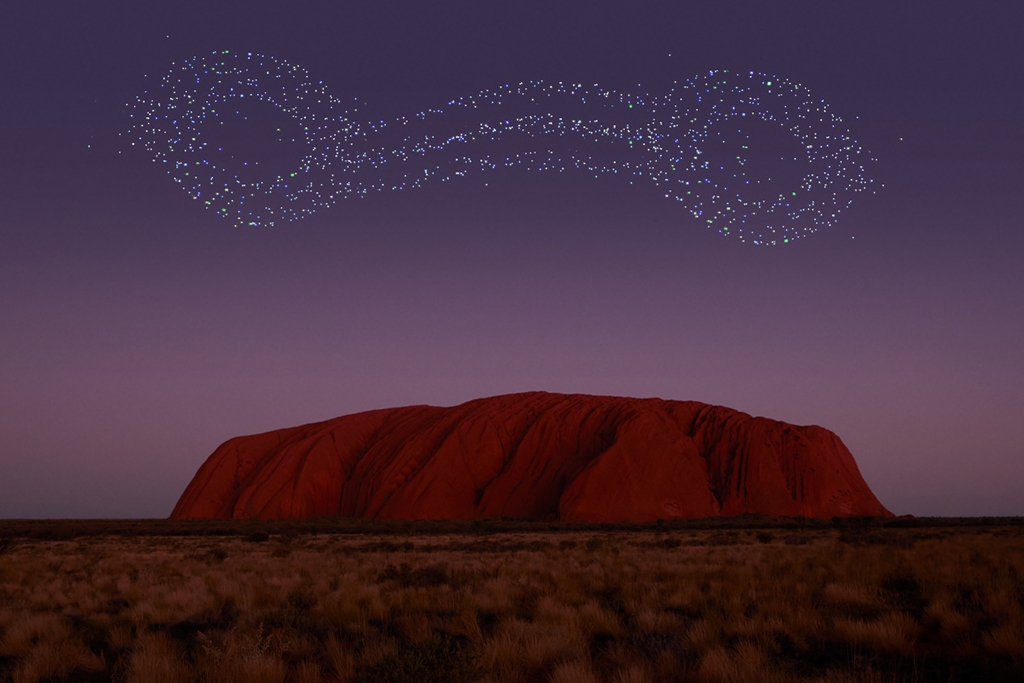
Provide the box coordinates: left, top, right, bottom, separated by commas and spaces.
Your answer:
171, 392, 891, 521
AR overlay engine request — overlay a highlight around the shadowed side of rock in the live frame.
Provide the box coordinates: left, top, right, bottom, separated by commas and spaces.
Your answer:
170, 392, 891, 521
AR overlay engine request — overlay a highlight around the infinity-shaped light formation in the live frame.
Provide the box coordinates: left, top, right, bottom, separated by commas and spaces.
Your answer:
126, 51, 875, 245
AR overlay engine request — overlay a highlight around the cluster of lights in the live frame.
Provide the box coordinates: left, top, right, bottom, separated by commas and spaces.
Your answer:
125, 51, 875, 245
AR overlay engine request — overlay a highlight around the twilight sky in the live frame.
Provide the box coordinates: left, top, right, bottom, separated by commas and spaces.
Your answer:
1, 1, 1022, 518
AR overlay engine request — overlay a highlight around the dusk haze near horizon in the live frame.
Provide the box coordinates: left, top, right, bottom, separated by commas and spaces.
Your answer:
1, 1, 1022, 519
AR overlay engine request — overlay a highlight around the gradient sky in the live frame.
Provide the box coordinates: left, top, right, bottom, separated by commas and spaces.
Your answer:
1, 1, 1022, 518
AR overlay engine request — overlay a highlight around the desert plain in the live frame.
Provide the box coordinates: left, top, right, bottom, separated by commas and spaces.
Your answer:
0, 517, 1022, 683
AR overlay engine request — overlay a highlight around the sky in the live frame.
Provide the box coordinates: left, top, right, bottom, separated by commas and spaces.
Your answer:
1, 1, 1022, 518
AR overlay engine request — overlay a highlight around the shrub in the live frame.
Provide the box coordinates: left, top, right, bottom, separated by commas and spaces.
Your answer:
377, 562, 451, 588
208, 547, 229, 562
358, 634, 475, 683
881, 569, 926, 618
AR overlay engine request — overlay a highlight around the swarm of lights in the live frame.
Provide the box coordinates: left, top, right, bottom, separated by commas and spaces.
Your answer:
125, 51, 876, 245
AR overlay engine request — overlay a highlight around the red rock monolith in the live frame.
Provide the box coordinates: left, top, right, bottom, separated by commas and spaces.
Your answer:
170, 392, 891, 521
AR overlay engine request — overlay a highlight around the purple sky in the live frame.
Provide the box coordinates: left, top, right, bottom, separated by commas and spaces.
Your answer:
2, 1, 1022, 518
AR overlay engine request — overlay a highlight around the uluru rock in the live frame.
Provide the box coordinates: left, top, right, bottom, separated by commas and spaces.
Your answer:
171, 392, 891, 521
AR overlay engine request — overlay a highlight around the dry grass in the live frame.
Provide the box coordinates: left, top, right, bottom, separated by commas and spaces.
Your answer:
0, 523, 1022, 682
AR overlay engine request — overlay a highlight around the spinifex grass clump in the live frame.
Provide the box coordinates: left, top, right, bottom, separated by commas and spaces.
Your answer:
0, 522, 1022, 682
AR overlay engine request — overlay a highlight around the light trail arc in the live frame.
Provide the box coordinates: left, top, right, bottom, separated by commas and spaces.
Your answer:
126, 51, 876, 245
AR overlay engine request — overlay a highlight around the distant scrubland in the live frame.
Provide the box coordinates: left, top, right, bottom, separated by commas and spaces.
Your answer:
0, 518, 1022, 683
